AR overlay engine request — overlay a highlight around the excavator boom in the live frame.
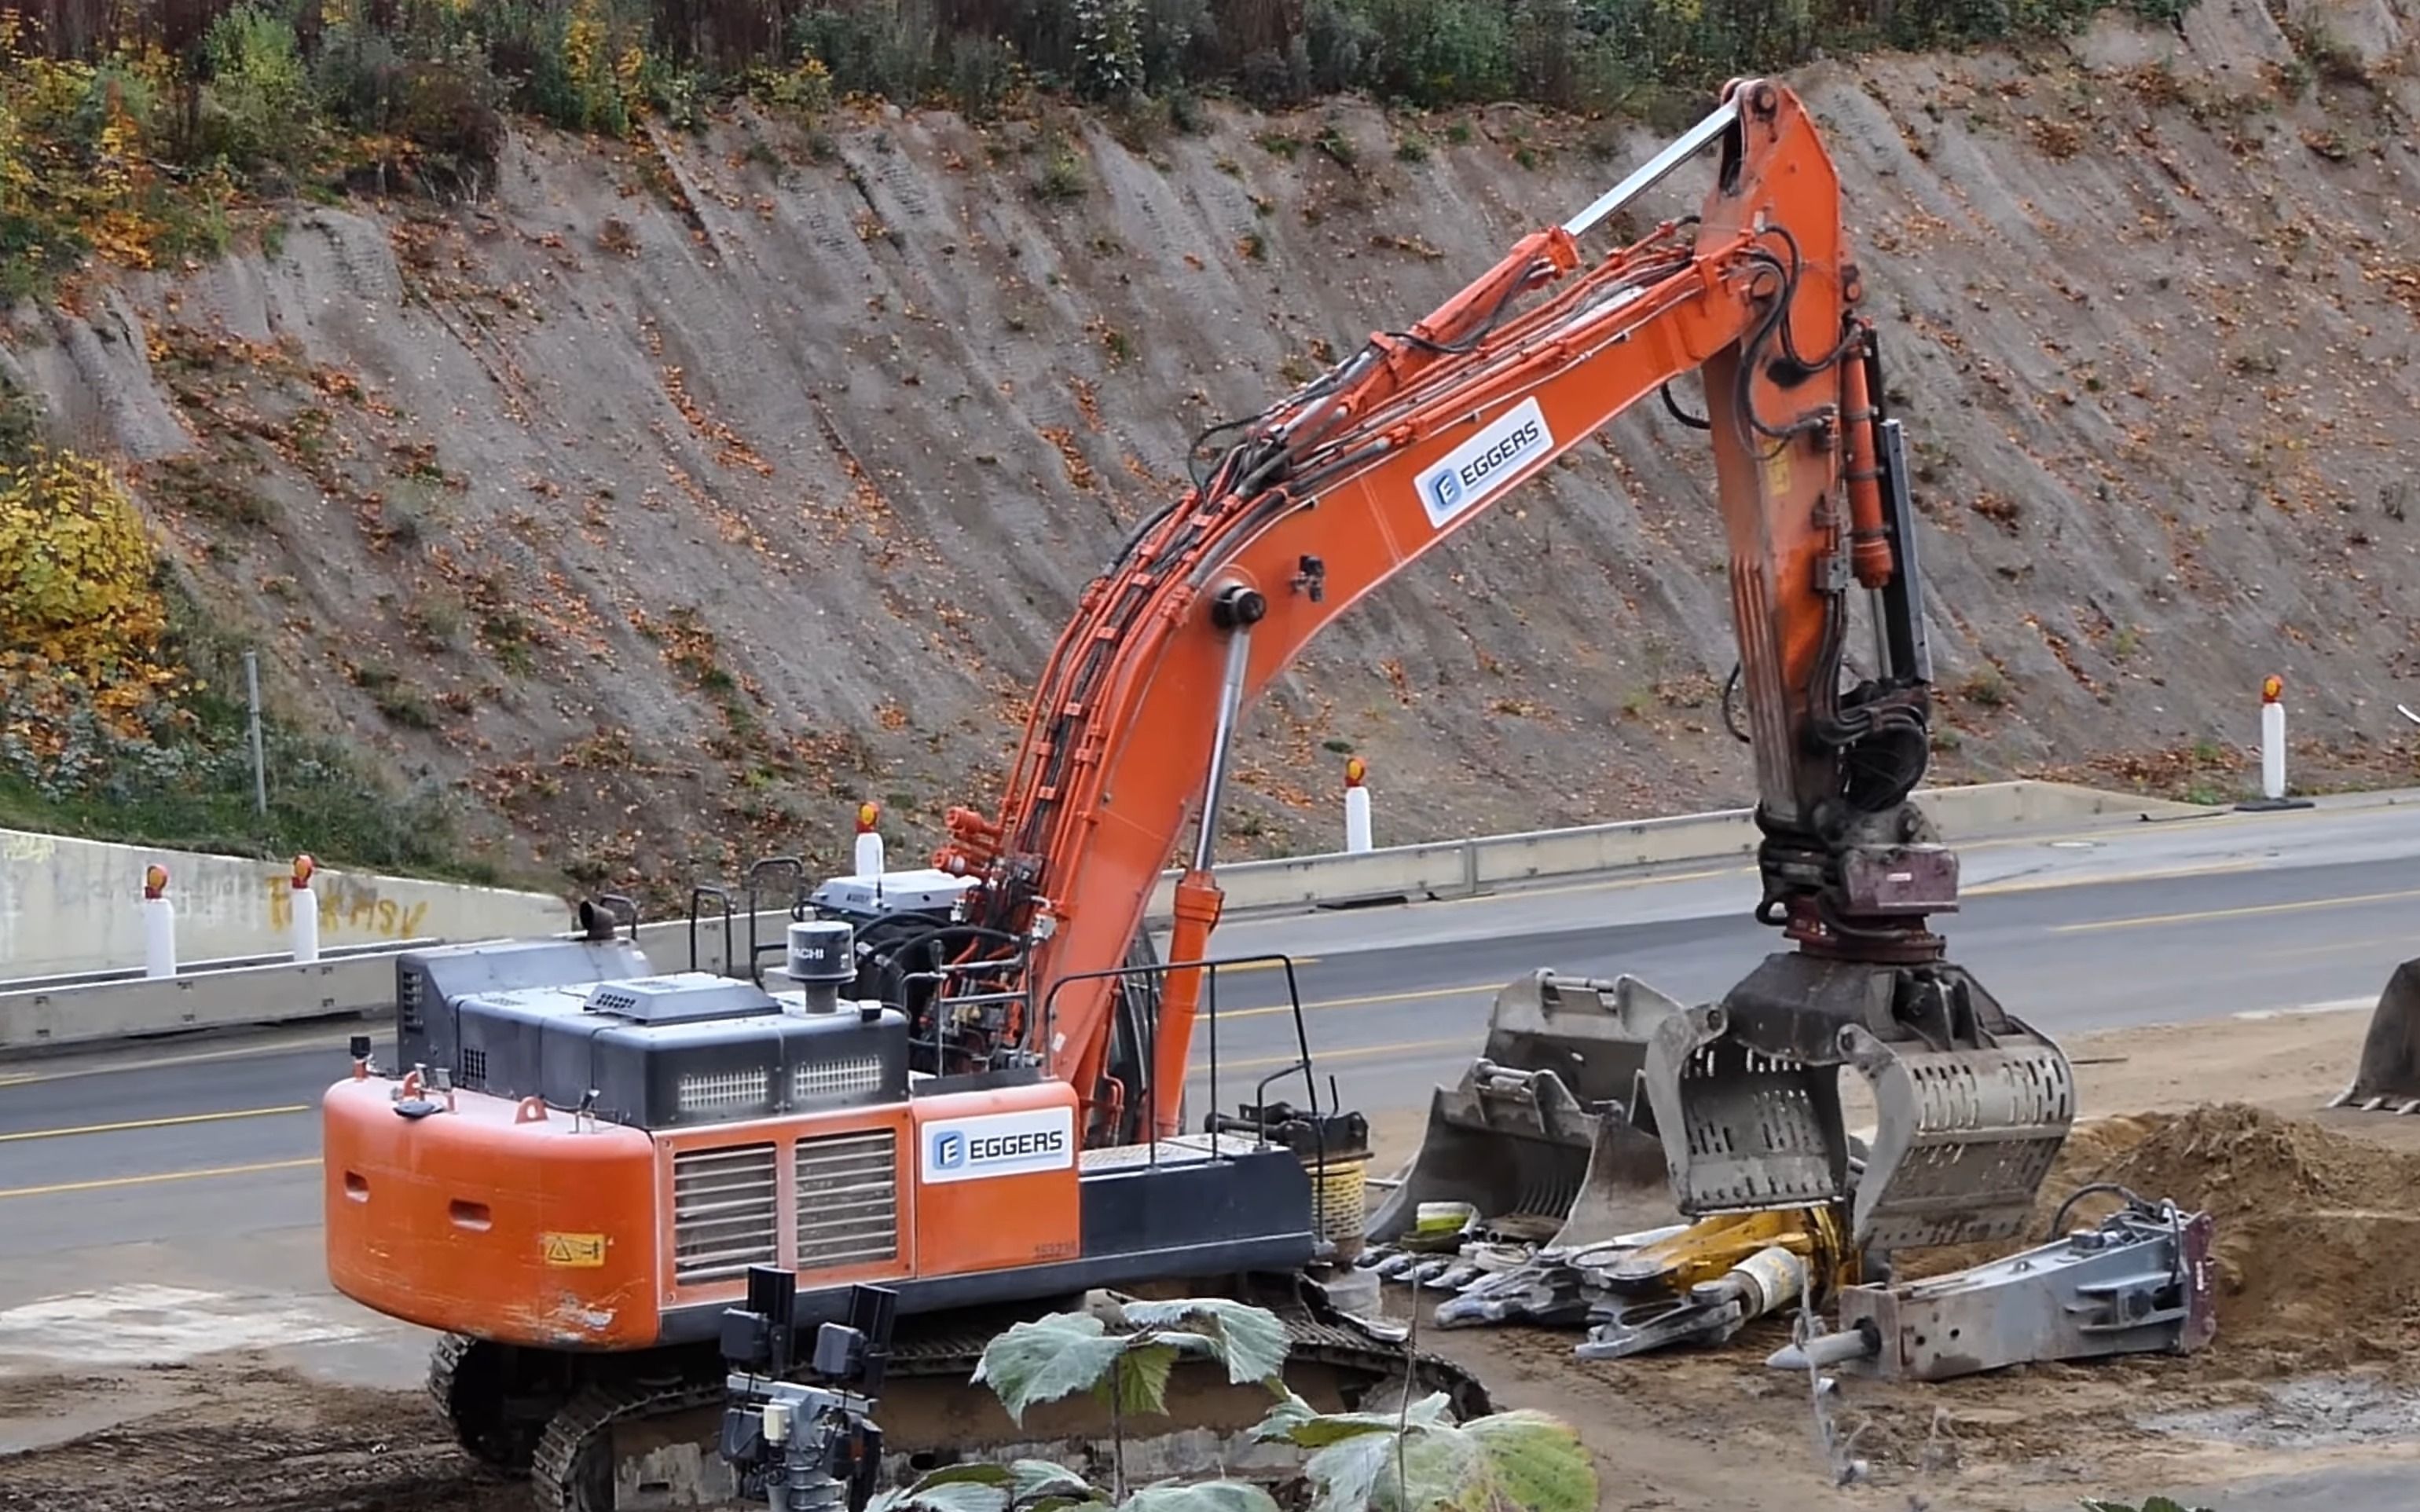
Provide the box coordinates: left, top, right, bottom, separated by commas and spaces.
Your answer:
925, 79, 2071, 1256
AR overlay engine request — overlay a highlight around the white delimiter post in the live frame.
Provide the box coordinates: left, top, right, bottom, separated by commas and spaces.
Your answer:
142, 863, 176, 979
2260, 675, 2286, 802
1344, 758, 1373, 853
854, 800, 885, 879
291, 853, 321, 964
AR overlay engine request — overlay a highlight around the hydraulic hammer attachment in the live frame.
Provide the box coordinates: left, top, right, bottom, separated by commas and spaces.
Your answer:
1366, 972, 1684, 1252
2326, 957, 2420, 1115
1641, 953, 2077, 1253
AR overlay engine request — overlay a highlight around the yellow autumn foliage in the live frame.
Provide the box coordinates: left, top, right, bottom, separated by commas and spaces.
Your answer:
0, 448, 184, 749
0, 9, 197, 292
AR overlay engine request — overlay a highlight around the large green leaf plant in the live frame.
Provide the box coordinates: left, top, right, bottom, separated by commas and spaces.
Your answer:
866, 1298, 1597, 1512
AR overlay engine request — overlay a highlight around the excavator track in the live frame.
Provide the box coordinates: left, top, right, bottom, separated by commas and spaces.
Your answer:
430, 1330, 552, 1474
526, 1291, 1490, 1512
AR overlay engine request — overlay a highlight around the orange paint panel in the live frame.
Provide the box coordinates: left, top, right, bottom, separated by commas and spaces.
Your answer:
911, 1081, 1084, 1276
322, 1077, 662, 1349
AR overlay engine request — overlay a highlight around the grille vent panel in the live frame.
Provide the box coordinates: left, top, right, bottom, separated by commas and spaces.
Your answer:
794, 1129, 899, 1272
673, 1143, 779, 1284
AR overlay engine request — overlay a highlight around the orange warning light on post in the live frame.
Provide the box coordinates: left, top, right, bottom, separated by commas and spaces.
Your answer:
1344, 757, 1367, 789
856, 801, 881, 833
292, 853, 317, 889
143, 864, 170, 899
2261, 675, 2283, 705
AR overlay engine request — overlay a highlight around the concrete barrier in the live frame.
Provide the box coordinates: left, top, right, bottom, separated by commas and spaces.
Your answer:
0, 780, 2208, 1054
0, 906, 814, 1053
0, 829, 570, 979
1144, 779, 2208, 917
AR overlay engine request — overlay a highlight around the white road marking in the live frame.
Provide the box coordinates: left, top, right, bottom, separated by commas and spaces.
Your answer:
2229, 998, 2378, 1020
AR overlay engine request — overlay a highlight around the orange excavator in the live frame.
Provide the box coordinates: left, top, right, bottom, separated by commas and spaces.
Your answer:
321, 77, 2075, 1510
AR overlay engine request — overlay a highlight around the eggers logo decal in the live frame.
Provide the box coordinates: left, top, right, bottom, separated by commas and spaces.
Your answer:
1415, 397, 1553, 529
920, 1105, 1076, 1184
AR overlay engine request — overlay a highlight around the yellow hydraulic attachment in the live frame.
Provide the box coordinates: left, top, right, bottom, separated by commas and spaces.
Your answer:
1571, 1205, 1859, 1360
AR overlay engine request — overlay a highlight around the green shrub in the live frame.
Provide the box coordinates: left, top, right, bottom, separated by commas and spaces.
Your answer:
860, 1297, 1600, 1512
200, 5, 319, 173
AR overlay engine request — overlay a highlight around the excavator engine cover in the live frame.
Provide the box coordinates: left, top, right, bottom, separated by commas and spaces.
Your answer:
1641, 953, 2075, 1252
1366, 972, 1683, 1252
2327, 957, 2420, 1115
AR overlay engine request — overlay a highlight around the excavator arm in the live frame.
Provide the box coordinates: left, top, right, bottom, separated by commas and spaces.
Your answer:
924, 79, 2074, 1250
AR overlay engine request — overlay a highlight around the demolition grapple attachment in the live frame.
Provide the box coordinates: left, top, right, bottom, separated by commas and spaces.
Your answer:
1639, 952, 2076, 1253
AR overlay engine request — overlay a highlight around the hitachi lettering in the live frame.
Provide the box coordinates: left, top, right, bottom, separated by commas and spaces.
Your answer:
1416, 397, 1555, 529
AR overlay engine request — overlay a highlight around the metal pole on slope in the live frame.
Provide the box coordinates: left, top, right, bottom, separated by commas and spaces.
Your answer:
244, 649, 267, 816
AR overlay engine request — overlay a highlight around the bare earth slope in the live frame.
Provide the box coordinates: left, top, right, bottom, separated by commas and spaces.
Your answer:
6, 0, 2416, 891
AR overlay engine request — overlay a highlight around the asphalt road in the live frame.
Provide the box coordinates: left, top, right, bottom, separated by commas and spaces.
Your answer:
1, 792, 2416, 1394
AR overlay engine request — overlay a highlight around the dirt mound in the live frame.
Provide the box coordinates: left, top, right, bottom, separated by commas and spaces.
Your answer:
2091, 1102, 2416, 1222
2092, 1104, 2420, 1373
1915, 1104, 2420, 1375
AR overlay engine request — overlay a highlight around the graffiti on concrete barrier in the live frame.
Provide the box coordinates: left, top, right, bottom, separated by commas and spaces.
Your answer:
264, 873, 431, 939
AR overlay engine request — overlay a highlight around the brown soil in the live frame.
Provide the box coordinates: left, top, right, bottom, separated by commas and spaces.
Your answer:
0, 1360, 522, 1512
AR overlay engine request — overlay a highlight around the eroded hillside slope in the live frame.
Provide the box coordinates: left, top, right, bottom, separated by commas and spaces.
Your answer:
7, 0, 2416, 893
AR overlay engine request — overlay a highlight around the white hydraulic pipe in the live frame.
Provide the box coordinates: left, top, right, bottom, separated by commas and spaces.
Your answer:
142, 864, 175, 979
1344, 758, 1373, 853
291, 854, 321, 964
2260, 675, 2286, 801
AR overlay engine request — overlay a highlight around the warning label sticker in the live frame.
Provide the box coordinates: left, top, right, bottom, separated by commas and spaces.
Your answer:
541, 1232, 608, 1268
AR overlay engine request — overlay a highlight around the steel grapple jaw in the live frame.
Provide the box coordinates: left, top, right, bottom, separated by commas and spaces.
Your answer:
2326, 957, 2420, 1115
1637, 953, 2077, 1253
1365, 971, 1684, 1252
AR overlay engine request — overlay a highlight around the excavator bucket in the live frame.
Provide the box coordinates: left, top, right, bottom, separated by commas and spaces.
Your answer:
1366, 971, 1684, 1253
1638, 953, 2076, 1254
2326, 957, 2420, 1115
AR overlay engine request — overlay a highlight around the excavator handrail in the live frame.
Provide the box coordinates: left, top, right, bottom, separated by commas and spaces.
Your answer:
1036, 950, 1322, 1152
